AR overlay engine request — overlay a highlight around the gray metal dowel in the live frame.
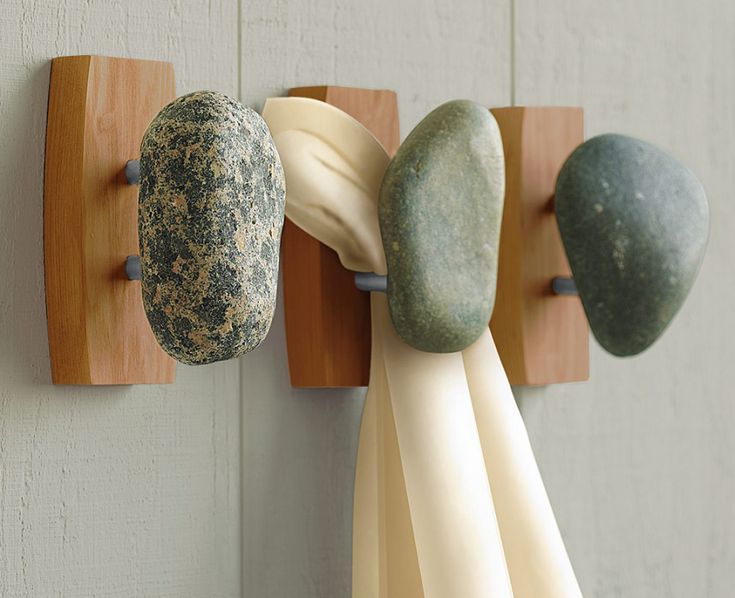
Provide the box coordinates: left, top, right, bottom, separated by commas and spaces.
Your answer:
551, 276, 578, 296
125, 160, 140, 185
354, 272, 387, 293
125, 255, 142, 280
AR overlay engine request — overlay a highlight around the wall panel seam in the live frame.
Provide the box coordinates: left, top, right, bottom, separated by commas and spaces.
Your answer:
510, 0, 516, 106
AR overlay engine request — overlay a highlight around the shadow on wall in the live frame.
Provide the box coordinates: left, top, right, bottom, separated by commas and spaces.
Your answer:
240, 278, 365, 596
1, 62, 55, 386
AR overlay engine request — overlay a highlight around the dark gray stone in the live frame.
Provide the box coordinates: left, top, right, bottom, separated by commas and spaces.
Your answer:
556, 134, 709, 356
379, 100, 505, 353
139, 91, 286, 365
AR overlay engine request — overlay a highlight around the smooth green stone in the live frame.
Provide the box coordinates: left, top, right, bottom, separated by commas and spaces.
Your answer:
556, 134, 709, 356
139, 91, 285, 365
379, 100, 505, 353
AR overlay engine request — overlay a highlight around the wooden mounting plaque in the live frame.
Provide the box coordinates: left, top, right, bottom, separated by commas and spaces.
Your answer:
489, 107, 589, 385
44, 55, 176, 384
283, 86, 400, 387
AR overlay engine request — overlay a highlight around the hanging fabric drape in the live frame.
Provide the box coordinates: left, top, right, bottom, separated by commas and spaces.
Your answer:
263, 96, 582, 598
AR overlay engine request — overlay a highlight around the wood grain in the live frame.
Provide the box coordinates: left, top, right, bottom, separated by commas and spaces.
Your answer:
489, 106, 589, 385
282, 86, 399, 387
44, 55, 176, 384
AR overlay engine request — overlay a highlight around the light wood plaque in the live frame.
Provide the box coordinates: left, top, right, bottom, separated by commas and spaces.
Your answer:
489, 107, 589, 385
282, 86, 400, 387
44, 55, 176, 384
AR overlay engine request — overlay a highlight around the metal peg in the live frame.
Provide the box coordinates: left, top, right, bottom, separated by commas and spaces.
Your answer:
125, 160, 140, 185
355, 272, 387, 293
125, 255, 142, 280
551, 276, 578, 296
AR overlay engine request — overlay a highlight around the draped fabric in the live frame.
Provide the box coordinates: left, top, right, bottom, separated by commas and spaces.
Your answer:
263, 97, 582, 598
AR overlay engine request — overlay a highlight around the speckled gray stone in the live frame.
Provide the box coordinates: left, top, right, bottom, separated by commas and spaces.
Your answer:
139, 91, 285, 365
556, 134, 709, 356
379, 100, 505, 353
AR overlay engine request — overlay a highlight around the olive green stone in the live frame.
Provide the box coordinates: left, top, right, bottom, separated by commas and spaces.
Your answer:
139, 91, 286, 365
379, 100, 505, 353
556, 134, 709, 356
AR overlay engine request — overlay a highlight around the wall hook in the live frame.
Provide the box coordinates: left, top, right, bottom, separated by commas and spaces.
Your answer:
44, 55, 286, 383
270, 101, 708, 386
136, 90, 285, 365
554, 134, 709, 356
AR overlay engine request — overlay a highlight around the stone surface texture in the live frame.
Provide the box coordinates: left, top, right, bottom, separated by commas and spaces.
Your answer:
139, 91, 285, 365
379, 99, 505, 353
556, 133, 709, 356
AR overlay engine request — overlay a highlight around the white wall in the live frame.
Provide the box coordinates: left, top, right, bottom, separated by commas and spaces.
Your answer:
0, 2, 241, 597
1, 1, 732, 597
